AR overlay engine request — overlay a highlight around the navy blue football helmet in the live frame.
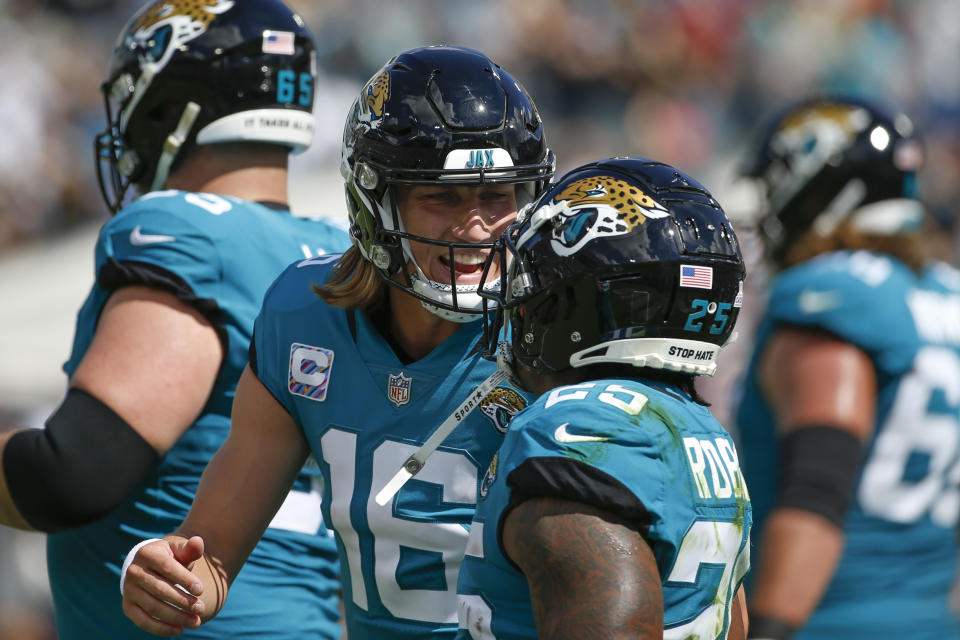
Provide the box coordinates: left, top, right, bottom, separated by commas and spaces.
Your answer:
95, 0, 318, 213
481, 157, 745, 377
341, 45, 555, 322
742, 96, 924, 266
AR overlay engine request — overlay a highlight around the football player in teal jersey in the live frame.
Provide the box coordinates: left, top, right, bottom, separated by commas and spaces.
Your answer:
119, 45, 554, 637
456, 157, 751, 639
734, 96, 960, 640
0, 1, 350, 638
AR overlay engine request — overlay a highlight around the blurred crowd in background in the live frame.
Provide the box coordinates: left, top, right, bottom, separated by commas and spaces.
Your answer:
3, 0, 960, 251
2, 0, 960, 637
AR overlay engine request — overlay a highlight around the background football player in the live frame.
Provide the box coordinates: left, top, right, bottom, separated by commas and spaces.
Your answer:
119, 45, 555, 638
457, 157, 751, 639
0, 1, 351, 637
734, 96, 960, 639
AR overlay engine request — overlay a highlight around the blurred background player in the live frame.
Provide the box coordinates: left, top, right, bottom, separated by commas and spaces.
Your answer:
119, 45, 554, 638
0, 1, 350, 638
733, 96, 960, 640
457, 157, 751, 639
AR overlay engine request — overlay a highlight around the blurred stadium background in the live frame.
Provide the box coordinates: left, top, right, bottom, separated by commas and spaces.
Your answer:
2, 0, 960, 637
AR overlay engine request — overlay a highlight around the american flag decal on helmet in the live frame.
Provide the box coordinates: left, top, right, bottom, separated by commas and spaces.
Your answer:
679, 264, 713, 289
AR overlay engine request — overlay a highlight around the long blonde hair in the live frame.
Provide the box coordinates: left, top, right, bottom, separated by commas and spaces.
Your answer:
312, 246, 387, 311
781, 222, 926, 272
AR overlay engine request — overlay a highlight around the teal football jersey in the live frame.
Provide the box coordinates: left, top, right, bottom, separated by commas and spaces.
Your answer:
457, 377, 752, 639
252, 257, 529, 638
736, 251, 960, 639
52, 191, 351, 639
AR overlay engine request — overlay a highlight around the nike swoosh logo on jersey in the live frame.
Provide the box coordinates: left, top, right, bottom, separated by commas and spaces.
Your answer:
129, 226, 176, 246
797, 288, 842, 314
554, 423, 607, 444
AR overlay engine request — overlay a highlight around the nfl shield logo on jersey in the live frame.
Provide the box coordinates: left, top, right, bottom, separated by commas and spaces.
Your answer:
387, 372, 412, 406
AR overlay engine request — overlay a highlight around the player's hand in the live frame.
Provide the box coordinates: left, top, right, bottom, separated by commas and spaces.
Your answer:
121, 536, 206, 636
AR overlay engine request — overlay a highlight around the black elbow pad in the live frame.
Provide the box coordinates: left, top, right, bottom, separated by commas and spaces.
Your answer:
3, 388, 160, 533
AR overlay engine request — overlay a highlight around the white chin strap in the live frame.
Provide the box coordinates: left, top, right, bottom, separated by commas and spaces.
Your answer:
812, 178, 924, 237
151, 101, 201, 192
496, 341, 521, 384
396, 209, 502, 323
570, 337, 724, 377
848, 198, 925, 234
410, 270, 498, 323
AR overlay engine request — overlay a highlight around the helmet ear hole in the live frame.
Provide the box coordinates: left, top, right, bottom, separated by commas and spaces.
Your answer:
371, 234, 405, 274
560, 285, 579, 321
531, 293, 559, 325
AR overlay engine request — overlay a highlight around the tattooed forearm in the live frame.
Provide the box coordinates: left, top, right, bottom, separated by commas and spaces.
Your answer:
503, 497, 663, 640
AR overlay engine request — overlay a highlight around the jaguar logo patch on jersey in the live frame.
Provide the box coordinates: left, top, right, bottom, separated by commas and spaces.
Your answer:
288, 343, 334, 402
547, 175, 669, 257
387, 372, 412, 406
360, 70, 389, 126
479, 386, 526, 434
480, 452, 498, 498
129, 1, 235, 71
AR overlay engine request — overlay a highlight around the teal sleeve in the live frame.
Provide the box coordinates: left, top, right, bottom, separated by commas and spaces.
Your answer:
768, 252, 916, 368
251, 258, 340, 419
98, 207, 221, 298
251, 271, 299, 418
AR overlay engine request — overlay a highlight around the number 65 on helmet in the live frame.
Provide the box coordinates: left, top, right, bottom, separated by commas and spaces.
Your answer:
95, 0, 318, 213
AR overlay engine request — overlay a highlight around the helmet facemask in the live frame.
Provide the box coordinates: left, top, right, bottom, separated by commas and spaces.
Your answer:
344, 156, 550, 322
341, 46, 554, 322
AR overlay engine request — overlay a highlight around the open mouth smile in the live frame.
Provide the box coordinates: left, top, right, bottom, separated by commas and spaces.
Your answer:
439, 253, 487, 275
429, 251, 501, 286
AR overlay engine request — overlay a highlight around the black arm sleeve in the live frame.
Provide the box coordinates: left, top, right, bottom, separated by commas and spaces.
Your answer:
3, 388, 160, 533
747, 614, 795, 640
777, 425, 864, 527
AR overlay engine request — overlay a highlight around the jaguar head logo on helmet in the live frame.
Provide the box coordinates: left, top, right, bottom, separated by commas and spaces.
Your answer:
537, 174, 670, 257
480, 157, 745, 384
741, 95, 925, 269
361, 71, 391, 125
95, 0, 318, 213
129, 0, 235, 70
